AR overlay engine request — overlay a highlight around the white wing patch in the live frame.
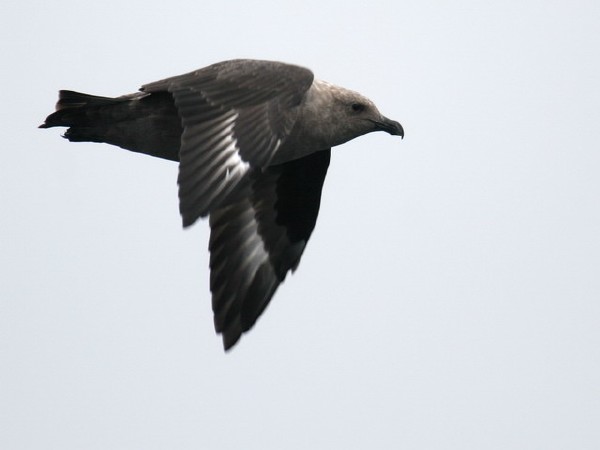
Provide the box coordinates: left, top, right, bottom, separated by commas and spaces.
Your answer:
222, 115, 251, 181
178, 110, 254, 224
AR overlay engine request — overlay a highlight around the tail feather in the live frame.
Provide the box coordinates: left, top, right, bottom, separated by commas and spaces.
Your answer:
56, 90, 118, 110
39, 90, 182, 161
39, 90, 124, 129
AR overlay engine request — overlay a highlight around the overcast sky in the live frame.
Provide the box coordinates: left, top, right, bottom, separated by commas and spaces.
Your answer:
2, 1, 599, 449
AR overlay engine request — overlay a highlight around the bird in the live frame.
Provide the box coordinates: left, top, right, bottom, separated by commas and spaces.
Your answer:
40, 59, 404, 350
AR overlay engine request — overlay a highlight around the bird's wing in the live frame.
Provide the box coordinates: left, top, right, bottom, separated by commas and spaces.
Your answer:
208, 149, 331, 350
142, 60, 314, 226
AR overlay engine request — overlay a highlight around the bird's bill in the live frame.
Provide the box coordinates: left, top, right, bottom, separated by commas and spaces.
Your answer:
373, 116, 404, 138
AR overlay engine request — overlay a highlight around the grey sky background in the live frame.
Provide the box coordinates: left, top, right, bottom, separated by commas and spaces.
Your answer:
2, 1, 599, 449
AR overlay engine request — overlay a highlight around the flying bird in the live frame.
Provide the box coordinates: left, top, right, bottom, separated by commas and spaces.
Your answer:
40, 59, 404, 350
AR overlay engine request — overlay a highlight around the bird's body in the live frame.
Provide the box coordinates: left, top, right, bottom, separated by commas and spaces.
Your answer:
40, 59, 403, 350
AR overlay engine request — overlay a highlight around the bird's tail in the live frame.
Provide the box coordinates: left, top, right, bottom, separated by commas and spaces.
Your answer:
39, 90, 182, 161
39, 90, 122, 138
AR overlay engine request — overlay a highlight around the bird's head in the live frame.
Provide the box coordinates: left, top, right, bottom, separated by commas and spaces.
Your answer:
306, 80, 403, 147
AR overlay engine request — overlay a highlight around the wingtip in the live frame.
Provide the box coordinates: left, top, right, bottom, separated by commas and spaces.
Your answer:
181, 215, 196, 228
222, 333, 241, 352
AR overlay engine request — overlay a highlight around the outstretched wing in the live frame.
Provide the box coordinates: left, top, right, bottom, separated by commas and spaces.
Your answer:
142, 60, 314, 226
208, 149, 331, 350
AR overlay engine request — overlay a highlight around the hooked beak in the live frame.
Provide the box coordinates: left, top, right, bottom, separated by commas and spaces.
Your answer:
372, 116, 404, 138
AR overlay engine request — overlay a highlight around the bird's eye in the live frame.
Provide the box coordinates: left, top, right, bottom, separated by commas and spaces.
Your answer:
351, 103, 365, 113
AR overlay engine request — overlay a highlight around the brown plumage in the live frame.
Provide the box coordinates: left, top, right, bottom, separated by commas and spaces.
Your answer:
40, 59, 403, 350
